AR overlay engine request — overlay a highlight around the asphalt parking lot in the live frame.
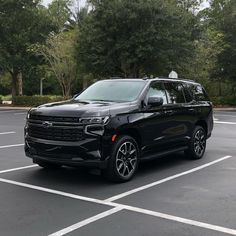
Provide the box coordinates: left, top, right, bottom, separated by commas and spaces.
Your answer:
0, 108, 236, 236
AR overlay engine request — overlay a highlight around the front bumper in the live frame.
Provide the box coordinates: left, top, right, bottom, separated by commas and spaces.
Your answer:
25, 135, 111, 169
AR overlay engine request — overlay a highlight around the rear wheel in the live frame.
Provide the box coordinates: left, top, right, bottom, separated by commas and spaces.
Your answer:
185, 126, 206, 160
103, 135, 139, 182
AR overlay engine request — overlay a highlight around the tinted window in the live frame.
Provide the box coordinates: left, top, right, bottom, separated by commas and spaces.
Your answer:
183, 83, 194, 102
76, 80, 146, 102
147, 82, 167, 104
194, 85, 208, 101
164, 82, 186, 104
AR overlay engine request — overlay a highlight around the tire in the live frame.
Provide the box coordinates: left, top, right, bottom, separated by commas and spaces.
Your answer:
35, 160, 62, 169
185, 126, 206, 160
103, 135, 140, 182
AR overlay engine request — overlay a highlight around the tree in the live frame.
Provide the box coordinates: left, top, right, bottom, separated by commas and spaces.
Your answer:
208, 0, 236, 82
0, 0, 55, 97
48, 0, 72, 31
77, 0, 201, 78
35, 31, 77, 98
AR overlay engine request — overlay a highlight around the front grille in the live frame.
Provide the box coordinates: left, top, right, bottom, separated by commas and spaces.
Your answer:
29, 114, 80, 123
28, 115, 84, 142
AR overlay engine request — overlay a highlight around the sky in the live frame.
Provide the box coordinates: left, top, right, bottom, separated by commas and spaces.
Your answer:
42, 0, 210, 9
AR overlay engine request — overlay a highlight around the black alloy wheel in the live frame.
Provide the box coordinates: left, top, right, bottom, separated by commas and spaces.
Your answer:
185, 126, 206, 160
103, 135, 139, 182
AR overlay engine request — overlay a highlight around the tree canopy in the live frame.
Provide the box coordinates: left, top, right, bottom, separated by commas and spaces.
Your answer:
0, 0, 236, 105
77, 0, 200, 78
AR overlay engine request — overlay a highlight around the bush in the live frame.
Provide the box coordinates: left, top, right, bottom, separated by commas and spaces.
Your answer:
0, 96, 2, 104
12, 95, 64, 107
211, 96, 236, 106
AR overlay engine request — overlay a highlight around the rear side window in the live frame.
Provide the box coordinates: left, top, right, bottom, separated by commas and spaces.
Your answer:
147, 82, 167, 104
164, 82, 186, 104
194, 85, 208, 101
183, 83, 194, 102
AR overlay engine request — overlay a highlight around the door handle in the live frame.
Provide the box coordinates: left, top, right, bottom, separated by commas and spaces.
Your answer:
188, 108, 195, 112
165, 110, 174, 115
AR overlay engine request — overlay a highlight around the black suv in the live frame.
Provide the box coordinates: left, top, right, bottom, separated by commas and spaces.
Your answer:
25, 78, 213, 182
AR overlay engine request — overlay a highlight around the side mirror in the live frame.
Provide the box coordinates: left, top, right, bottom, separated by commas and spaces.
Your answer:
148, 96, 163, 107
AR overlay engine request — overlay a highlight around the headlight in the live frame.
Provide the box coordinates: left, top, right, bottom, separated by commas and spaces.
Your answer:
26, 111, 30, 121
79, 116, 110, 124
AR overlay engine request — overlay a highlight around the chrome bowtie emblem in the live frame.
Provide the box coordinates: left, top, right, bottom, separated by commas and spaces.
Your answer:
42, 121, 53, 128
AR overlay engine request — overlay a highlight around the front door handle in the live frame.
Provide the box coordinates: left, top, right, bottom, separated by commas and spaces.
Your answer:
165, 110, 174, 115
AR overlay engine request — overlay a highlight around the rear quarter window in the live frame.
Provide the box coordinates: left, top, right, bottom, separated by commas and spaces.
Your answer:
183, 83, 209, 102
194, 85, 209, 101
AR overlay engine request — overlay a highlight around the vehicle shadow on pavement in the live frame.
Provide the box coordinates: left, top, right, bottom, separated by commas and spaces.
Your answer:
30, 152, 187, 185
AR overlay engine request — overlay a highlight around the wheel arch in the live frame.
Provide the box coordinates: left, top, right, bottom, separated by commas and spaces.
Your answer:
116, 127, 142, 149
195, 120, 208, 134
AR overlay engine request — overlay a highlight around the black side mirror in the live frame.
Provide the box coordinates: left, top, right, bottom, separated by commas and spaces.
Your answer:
148, 96, 163, 107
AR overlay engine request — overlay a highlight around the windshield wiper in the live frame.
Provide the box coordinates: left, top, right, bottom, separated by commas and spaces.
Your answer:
89, 99, 117, 103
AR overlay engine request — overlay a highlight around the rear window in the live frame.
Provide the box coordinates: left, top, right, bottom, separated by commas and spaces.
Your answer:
183, 83, 209, 102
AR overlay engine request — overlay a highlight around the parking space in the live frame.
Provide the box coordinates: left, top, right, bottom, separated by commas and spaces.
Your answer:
0, 182, 111, 236
68, 210, 230, 236
0, 108, 236, 236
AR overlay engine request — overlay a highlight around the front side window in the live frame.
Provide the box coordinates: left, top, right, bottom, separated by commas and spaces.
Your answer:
164, 82, 186, 104
146, 82, 167, 104
75, 80, 146, 102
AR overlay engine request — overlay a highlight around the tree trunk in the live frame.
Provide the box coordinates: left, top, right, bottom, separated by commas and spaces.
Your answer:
18, 72, 23, 96
11, 68, 19, 98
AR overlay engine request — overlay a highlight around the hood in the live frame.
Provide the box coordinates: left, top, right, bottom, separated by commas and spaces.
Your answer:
30, 100, 136, 118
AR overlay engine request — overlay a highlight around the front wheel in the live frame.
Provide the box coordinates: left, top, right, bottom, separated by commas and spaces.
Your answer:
103, 135, 139, 182
185, 126, 207, 160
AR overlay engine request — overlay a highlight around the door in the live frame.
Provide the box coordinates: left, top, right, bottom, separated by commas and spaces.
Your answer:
140, 81, 171, 157
162, 81, 190, 147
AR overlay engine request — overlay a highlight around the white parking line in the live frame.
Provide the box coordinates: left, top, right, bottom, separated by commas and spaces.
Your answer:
123, 205, 236, 236
0, 156, 234, 235
215, 114, 236, 118
0, 144, 24, 149
0, 177, 117, 207
14, 112, 27, 115
214, 121, 236, 125
0, 131, 16, 135
50, 204, 236, 236
0, 177, 235, 236
105, 155, 232, 202
0, 110, 19, 114
0, 165, 37, 174
48, 207, 123, 236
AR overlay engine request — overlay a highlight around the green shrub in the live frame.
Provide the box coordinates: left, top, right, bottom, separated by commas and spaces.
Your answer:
211, 96, 236, 106
0, 96, 2, 104
2, 94, 12, 101
12, 95, 64, 107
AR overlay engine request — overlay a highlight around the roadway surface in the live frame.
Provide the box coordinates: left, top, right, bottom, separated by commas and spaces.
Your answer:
0, 108, 236, 236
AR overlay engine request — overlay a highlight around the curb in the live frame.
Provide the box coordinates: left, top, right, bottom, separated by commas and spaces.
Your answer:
0, 106, 31, 110
214, 108, 236, 112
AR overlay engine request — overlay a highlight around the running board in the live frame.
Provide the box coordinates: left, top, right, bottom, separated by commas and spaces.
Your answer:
141, 146, 188, 162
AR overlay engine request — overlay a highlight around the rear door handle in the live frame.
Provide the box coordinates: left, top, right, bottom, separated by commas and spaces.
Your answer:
188, 108, 195, 112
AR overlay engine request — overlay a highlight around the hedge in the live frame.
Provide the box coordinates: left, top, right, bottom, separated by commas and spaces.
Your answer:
211, 96, 236, 106
12, 95, 64, 107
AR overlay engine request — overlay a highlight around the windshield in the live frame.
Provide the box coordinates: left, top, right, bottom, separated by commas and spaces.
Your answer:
75, 80, 146, 102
